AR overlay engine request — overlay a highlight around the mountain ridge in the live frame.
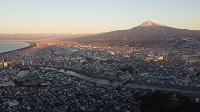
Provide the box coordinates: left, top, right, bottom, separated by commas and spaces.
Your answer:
68, 20, 200, 46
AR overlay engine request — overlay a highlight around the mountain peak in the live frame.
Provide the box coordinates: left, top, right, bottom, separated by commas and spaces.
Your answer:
140, 20, 164, 26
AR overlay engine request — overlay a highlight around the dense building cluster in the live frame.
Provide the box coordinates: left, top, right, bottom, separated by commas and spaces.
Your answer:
0, 67, 141, 112
1, 39, 200, 111
1, 39, 200, 87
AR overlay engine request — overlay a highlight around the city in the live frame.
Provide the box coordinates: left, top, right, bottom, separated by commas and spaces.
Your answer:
1, 0, 200, 112
0, 38, 200, 111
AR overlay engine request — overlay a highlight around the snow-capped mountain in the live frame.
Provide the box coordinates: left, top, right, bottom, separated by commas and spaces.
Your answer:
140, 20, 164, 26
69, 20, 200, 46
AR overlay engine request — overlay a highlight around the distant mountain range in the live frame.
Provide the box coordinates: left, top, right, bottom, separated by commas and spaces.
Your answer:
69, 20, 200, 46
0, 33, 91, 40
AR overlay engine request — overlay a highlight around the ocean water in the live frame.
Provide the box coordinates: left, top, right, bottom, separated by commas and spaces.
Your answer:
0, 41, 30, 53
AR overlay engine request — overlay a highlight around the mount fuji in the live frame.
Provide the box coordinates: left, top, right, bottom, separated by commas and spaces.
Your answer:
140, 20, 164, 26
69, 20, 200, 46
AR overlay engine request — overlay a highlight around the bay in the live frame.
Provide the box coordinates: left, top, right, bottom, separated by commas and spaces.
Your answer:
0, 41, 30, 53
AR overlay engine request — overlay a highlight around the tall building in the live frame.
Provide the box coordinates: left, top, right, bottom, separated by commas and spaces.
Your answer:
132, 67, 138, 76
22, 60, 25, 66
9, 65, 13, 71
3, 62, 8, 68
0, 57, 4, 68
0, 62, 3, 68
173, 69, 179, 76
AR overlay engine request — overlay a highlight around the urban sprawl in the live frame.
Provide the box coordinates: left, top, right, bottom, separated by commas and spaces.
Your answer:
0, 39, 200, 111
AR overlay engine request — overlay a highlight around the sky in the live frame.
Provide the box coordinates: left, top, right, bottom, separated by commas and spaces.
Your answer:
0, 0, 200, 34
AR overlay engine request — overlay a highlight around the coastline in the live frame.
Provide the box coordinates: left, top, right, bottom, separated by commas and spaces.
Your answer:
0, 42, 36, 55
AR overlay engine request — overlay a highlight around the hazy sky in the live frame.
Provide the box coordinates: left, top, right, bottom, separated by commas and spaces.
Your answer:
0, 0, 200, 34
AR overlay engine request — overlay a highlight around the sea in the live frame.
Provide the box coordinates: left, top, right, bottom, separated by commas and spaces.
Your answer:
0, 41, 30, 53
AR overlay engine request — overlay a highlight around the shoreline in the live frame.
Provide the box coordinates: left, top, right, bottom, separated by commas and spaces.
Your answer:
0, 42, 36, 55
